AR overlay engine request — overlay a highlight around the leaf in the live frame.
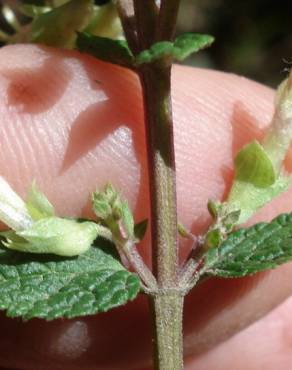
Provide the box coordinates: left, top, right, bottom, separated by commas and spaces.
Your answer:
234, 140, 276, 187
76, 32, 134, 68
201, 213, 292, 278
136, 33, 214, 65
4, 218, 99, 257
26, 182, 55, 220
0, 238, 141, 320
30, 0, 93, 48
134, 219, 148, 241
173, 33, 215, 61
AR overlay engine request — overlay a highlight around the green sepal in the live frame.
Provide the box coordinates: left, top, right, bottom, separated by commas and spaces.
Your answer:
136, 33, 214, 65
25, 182, 55, 221
234, 140, 276, 188
30, 0, 94, 48
3, 217, 99, 257
0, 238, 141, 320
76, 32, 134, 68
201, 213, 292, 278
226, 140, 291, 225
228, 175, 290, 225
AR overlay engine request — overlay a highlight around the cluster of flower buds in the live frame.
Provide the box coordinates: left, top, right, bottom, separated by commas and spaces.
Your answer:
92, 184, 135, 243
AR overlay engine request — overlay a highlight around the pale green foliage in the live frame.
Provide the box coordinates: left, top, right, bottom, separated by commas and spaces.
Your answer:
227, 140, 291, 224
26, 182, 55, 220
3, 217, 99, 257
227, 176, 290, 225
0, 177, 100, 257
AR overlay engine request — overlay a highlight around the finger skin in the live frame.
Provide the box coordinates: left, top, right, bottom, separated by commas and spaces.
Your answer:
0, 44, 291, 369
186, 296, 292, 370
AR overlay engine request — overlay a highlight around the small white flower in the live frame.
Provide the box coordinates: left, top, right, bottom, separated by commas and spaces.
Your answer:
263, 70, 292, 171
0, 176, 33, 231
0, 176, 102, 257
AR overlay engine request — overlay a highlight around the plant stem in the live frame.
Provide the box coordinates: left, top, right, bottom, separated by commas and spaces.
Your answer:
119, 1, 184, 368
116, 0, 138, 53
139, 64, 183, 369
156, 0, 181, 41
133, 0, 158, 49
150, 292, 184, 370
139, 64, 178, 288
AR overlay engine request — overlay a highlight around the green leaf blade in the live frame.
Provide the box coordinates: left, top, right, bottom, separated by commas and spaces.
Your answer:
76, 32, 134, 68
173, 33, 215, 61
0, 239, 140, 320
136, 33, 214, 65
202, 213, 292, 278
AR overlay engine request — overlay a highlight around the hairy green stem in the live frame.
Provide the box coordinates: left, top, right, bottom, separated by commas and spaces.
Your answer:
139, 64, 183, 370
150, 292, 184, 370
116, 239, 158, 290
139, 65, 178, 287
119, 1, 184, 368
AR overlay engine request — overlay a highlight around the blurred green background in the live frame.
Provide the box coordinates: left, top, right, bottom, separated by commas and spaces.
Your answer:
0, 0, 291, 87
177, 0, 292, 87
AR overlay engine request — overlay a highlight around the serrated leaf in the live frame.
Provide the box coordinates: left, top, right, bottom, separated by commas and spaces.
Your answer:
173, 33, 215, 61
136, 33, 214, 65
0, 238, 140, 320
76, 32, 134, 68
30, 0, 93, 48
234, 140, 276, 188
201, 213, 292, 278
